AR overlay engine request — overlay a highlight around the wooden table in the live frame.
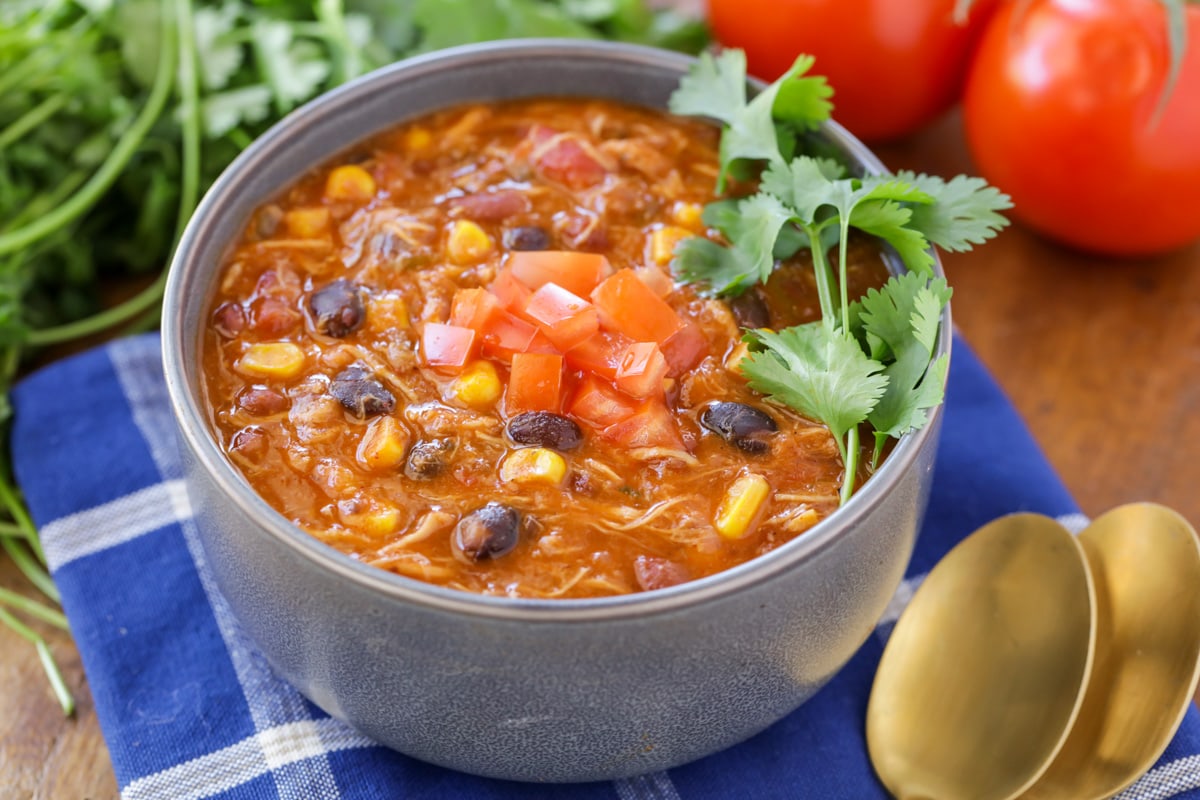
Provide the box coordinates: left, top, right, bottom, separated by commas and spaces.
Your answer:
1, 106, 1197, 799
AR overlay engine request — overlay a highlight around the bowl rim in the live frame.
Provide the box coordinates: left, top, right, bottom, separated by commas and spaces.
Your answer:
162, 38, 950, 623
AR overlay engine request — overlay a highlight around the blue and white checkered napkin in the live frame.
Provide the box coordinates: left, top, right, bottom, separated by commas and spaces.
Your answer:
11, 332, 1200, 799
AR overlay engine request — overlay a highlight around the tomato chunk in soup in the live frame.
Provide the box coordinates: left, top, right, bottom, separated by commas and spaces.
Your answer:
202, 98, 890, 598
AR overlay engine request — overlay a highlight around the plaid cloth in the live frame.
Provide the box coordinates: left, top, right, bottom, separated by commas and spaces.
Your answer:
11, 332, 1200, 800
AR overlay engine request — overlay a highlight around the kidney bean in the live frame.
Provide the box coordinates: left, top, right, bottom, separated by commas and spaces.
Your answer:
212, 302, 246, 337
329, 366, 395, 419
454, 503, 521, 561
633, 556, 689, 592
251, 296, 301, 336
309, 280, 365, 338
229, 426, 268, 462
447, 189, 530, 221
700, 401, 778, 455
237, 387, 289, 416
506, 411, 582, 451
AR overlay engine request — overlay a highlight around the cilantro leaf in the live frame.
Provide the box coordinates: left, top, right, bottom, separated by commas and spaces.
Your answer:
667, 49, 748, 126
673, 193, 793, 295
894, 171, 1012, 252
251, 20, 332, 113
742, 323, 888, 446
848, 200, 934, 275
857, 272, 953, 453
201, 86, 273, 139
670, 52, 832, 190
193, 3, 243, 92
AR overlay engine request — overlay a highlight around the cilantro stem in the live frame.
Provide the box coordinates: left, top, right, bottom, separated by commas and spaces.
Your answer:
1, 536, 58, 603
0, 606, 74, 715
26, 270, 167, 347
0, 476, 44, 565
0, 586, 69, 630
0, 94, 67, 151
840, 427, 859, 506
805, 224, 838, 323
838, 218, 852, 332
174, 0, 202, 240
0, 10, 177, 257
316, 0, 362, 84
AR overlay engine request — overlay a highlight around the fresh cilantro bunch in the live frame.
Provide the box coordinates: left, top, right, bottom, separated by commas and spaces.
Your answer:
667, 50, 1012, 505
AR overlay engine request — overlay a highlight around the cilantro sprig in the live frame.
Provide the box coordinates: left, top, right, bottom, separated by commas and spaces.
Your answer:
668, 51, 1012, 505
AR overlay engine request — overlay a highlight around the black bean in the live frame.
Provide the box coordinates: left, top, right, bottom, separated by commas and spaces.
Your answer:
405, 438, 456, 480
728, 290, 772, 330
309, 280, 365, 338
506, 411, 583, 451
700, 401, 778, 455
504, 225, 551, 251
329, 366, 395, 419
454, 503, 520, 561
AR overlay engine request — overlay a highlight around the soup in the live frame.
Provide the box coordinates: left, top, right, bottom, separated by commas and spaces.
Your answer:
201, 97, 889, 598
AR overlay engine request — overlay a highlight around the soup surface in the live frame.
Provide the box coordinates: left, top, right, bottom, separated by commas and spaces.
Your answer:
202, 98, 889, 598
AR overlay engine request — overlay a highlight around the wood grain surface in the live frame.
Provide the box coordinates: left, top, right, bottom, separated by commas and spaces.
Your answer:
0, 87, 1197, 800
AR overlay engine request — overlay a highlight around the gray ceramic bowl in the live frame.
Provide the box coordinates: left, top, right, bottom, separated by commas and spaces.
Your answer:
162, 39, 948, 783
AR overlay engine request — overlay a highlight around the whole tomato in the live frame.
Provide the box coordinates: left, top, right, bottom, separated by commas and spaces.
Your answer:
706, 0, 1000, 142
963, 0, 1200, 256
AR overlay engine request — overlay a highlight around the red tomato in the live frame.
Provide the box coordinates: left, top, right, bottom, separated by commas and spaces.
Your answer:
601, 400, 686, 451
522, 283, 600, 351
507, 251, 613, 298
590, 270, 685, 345
569, 374, 639, 428
963, 0, 1200, 255
478, 311, 537, 363
564, 331, 631, 381
506, 353, 564, 415
614, 342, 669, 399
706, 0, 1000, 141
421, 323, 477, 372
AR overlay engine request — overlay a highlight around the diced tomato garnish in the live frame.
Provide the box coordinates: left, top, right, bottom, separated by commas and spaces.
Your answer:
600, 399, 686, 451
525, 330, 560, 354
529, 127, 609, 189
422, 323, 478, 372
614, 342, 669, 399
522, 282, 600, 351
591, 269, 686, 345
633, 265, 674, 298
507, 352, 564, 415
450, 288, 502, 332
507, 251, 613, 298
479, 310, 537, 362
564, 330, 632, 382
660, 321, 709, 376
489, 267, 533, 312
568, 374, 639, 428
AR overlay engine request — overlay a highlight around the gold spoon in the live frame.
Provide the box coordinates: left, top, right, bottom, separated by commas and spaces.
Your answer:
1016, 503, 1200, 800
866, 513, 1096, 800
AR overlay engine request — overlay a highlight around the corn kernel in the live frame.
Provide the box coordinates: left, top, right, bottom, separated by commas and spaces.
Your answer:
499, 447, 567, 487
324, 164, 376, 203
725, 341, 751, 375
356, 416, 411, 471
283, 207, 331, 238
447, 219, 493, 265
338, 499, 402, 538
714, 472, 771, 539
404, 126, 433, 152
448, 360, 502, 409
673, 202, 705, 231
236, 342, 306, 380
649, 225, 693, 266
367, 292, 410, 333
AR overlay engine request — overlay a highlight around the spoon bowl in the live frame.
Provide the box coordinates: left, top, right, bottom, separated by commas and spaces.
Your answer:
1017, 503, 1200, 799
867, 513, 1096, 800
